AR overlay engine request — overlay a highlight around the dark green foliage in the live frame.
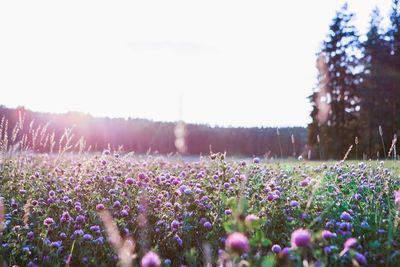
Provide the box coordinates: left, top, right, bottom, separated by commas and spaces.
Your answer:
309, 0, 400, 160
308, 4, 361, 159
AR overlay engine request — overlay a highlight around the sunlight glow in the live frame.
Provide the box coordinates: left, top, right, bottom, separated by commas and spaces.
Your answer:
0, 0, 392, 127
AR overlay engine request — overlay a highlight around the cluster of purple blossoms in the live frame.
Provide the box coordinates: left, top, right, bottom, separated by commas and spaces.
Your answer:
60, 211, 72, 224
125, 177, 135, 185
171, 220, 180, 231
43, 217, 55, 226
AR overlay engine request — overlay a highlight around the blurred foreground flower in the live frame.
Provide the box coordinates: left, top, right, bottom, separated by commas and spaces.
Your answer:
291, 228, 311, 248
141, 251, 161, 267
225, 232, 250, 254
395, 190, 400, 207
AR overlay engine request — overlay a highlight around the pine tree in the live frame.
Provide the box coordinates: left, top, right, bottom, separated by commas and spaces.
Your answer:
308, 3, 361, 159
358, 7, 391, 158
388, 0, 400, 138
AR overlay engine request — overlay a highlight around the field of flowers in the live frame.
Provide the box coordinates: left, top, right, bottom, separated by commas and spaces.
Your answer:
1, 152, 400, 266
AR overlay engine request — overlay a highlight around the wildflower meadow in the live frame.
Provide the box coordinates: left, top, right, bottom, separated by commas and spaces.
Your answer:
1, 149, 400, 266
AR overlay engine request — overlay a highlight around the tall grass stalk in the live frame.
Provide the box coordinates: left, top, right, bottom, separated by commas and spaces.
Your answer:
291, 134, 296, 157
379, 125, 386, 159
388, 134, 397, 160
317, 134, 322, 160
276, 128, 283, 159
355, 136, 358, 161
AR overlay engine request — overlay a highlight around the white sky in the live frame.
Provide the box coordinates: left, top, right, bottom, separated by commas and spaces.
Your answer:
0, 0, 393, 127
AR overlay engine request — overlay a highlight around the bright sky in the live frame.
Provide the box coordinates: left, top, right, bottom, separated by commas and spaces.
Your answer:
0, 0, 393, 127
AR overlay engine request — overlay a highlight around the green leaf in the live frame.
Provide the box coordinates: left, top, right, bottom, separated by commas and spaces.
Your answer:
261, 255, 276, 267
261, 238, 272, 247
223, 221, 236, 233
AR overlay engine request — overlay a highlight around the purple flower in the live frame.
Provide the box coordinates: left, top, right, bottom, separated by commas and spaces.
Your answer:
50, 241, 62, 248
324, 245, 337, 254
281, 247, 291, 256
325, 221, 334, 229
138, 172, 147, 180
361, 221, 369, 229
94, 237, 104, 245
75, 215, 85, 224
225, 232, 250, 254
203, 221, 212, 230
184, 188, 192, 195
290, 200, 299, 207
96, 204, 105, 211
245, 214, 259, 226
300, 213, 309, 220
83, 234, 93, 241
59, 233, 67, 240
298, 178, 310, 187
271, 244, 281, 253
354, 252, 367, 265
125, 178, 135, 185
171, 220, 180, 231
90, 225, 101, 233
141, 251, 161, 267
74, 229, 84, 236
172, 235, 183, 246
199, 217, 207, 225
43, 217, 55, 226
253, 157, 260, 164
27, 231, 34, 240
48, 190, 55, 197
340, 212, 352, 221
224, 209, 232, 215
321, 230, 336, 240
291, 228, 312, 248
267, 194, 275, 201
113, 201, 121, 209
339, 222, 351, 231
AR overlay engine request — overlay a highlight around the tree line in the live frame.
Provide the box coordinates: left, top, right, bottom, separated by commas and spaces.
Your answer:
308, 0, 400, 160
0, 106, 306, 157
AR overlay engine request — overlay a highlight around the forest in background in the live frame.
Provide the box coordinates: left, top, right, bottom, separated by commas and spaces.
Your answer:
0, 106, 307, 157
